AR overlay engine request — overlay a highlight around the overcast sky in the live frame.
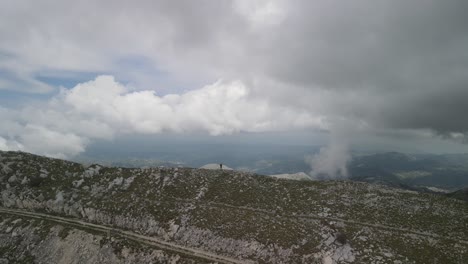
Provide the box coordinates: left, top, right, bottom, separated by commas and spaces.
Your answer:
1, 0, 468, 158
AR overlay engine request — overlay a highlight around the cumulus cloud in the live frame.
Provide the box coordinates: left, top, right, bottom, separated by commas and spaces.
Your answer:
0, 75, 324, 158
61, 75, 324, 135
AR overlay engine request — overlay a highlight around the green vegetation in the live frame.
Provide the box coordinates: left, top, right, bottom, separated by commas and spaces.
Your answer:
1, 150, 467, 263
58, 226, 71, 239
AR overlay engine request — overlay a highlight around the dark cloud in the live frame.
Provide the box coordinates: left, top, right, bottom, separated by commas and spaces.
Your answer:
260, 0, 468, 88
381, 84, 468, 134
243, 0, 468, 135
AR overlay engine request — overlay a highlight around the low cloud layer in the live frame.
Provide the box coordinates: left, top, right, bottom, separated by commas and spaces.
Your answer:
0, 76, 323, 158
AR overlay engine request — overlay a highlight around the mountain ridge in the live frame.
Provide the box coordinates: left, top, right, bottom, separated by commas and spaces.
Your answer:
0, 150, 467, 263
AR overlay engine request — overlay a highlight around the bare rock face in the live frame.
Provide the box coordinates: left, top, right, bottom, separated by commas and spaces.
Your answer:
0, 215, 200, 263
0, 151, 467, 263
7, 176, 16, 183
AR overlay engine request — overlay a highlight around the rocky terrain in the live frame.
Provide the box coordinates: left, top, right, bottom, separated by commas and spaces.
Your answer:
0, 150, 467, 263
0, 212, 204, 264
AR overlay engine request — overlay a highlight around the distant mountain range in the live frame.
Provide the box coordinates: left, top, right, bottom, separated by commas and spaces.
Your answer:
349, 152, 468, 192
76, 149, 468, 194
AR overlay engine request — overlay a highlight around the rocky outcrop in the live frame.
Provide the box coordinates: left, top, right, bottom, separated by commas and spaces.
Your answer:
0, 215, 199, 263
0, 193, 297, 262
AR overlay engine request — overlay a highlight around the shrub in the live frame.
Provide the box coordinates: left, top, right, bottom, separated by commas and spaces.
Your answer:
335, 232, 347, 244
29, 177, 43, 187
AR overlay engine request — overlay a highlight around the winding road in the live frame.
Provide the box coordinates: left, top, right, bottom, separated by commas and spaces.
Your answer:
0, 207, 252, 264
1, 203, 466, 264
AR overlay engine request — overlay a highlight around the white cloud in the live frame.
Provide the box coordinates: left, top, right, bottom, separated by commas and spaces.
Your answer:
0, 75, 325, 158
0, 137, 23, 152
306, 141, 350, 179
60, 75, 325, 136
306, 121, 353, 179
19, 125, 88, 159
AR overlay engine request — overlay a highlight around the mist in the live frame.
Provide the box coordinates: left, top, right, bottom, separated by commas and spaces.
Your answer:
306, 121, 353, 179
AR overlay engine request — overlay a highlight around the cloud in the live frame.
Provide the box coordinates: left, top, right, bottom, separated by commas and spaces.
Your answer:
17, 125, 88, 159
306, 142, 350, 180
1, 0, 468, 161
306, 121, 354, 179
0, 75, 324, 157
2, 1, 468, 133
0, 137, 22, 152
61, 75, 324, 135
0, 57, 53, 93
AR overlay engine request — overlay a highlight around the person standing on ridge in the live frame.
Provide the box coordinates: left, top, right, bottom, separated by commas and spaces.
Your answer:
220, 163, 223, 170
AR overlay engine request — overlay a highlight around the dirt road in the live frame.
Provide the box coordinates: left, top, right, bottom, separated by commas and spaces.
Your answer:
0, 207, 253, 264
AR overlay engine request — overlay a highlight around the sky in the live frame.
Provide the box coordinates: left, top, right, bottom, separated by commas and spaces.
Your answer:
1, 0, 468, 164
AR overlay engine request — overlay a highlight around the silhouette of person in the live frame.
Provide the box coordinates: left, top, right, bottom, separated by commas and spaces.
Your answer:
220, 163, 223, 170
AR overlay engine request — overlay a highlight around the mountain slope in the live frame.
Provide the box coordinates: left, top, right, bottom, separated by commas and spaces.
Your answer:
447, 187, 468, 202
0, 151, 467, 263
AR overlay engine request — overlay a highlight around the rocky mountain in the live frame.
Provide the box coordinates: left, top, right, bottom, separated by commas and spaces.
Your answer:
0, 150, 467, 263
